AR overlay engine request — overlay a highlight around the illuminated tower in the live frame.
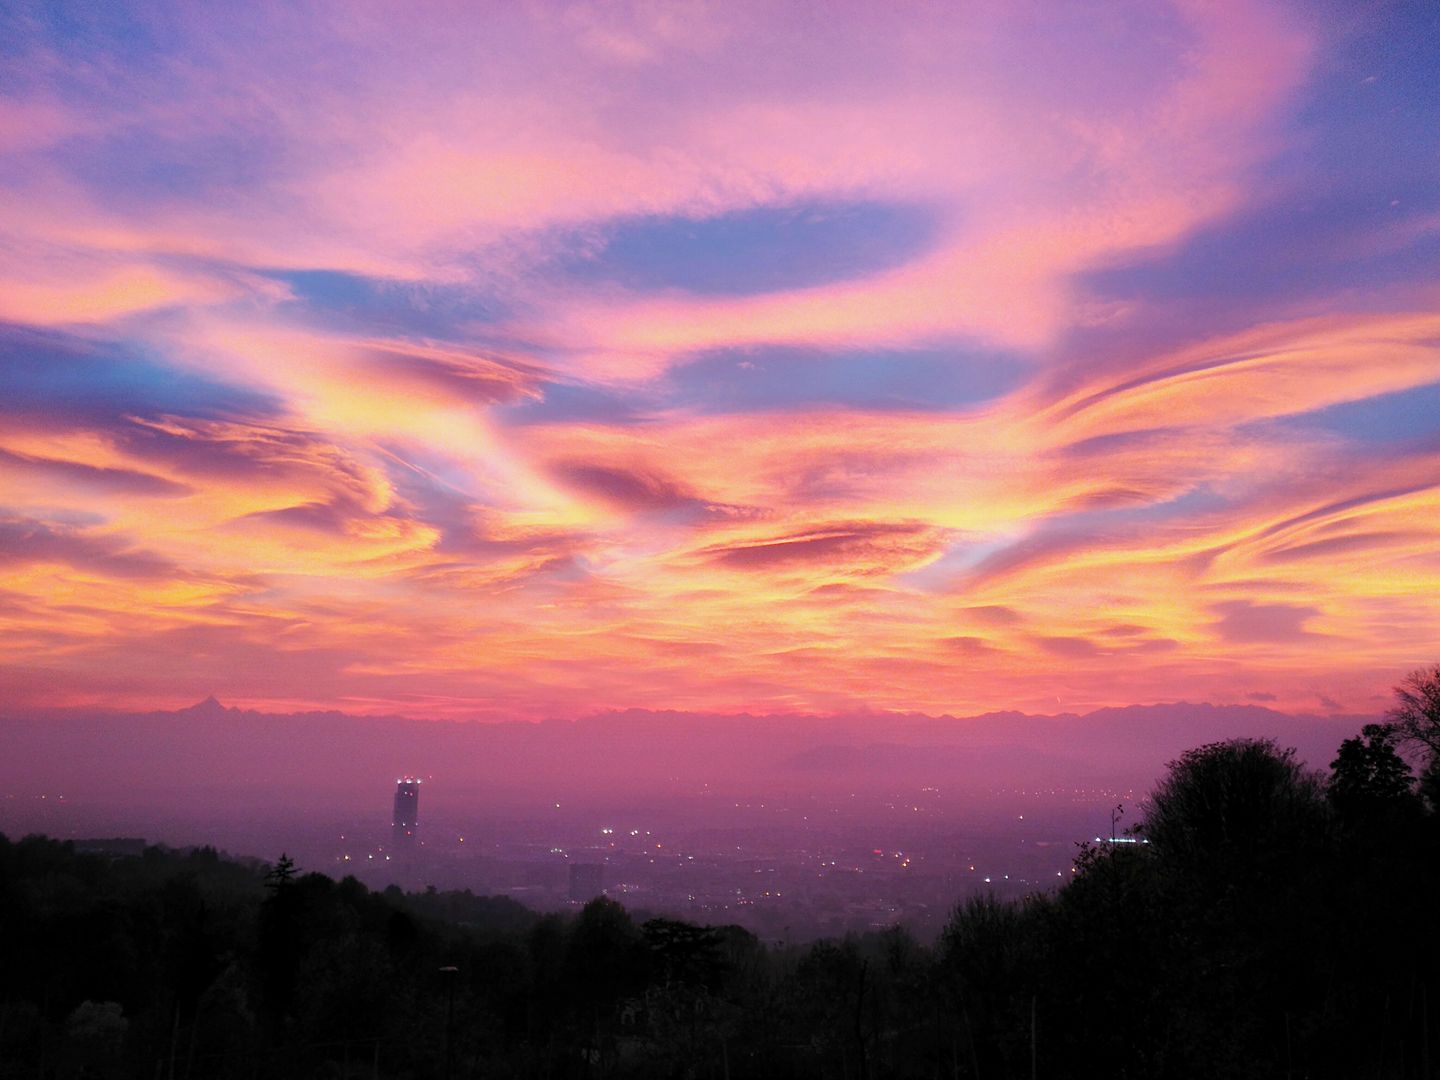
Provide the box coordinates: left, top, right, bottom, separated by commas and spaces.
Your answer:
392, 777, 421, 849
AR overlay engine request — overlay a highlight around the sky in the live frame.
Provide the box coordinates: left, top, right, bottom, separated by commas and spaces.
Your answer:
1, 0, 1438, 720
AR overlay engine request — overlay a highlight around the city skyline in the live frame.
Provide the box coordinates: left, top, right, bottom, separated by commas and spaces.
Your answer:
2, 2, 1438, 721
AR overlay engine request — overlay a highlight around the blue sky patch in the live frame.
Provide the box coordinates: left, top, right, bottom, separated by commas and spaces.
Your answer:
51, 128, 282, 205
1080, 183, 1440, 315
1263, 381, 1440, 446
0, 324, 276, 423
662, 344, 1025, 414
1079, 1, 1440, 319
503, 381, 652, 427
267, 270, 505, 338
558, 200, 939, 297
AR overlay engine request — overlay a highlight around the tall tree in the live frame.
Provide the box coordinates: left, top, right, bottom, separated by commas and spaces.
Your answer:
1140, 737, 1327, 880
1389, 664, 1440, 758
1328, 723, 1417, 820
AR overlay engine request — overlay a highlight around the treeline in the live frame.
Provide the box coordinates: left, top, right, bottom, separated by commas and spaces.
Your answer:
3, 670, 1440, 1079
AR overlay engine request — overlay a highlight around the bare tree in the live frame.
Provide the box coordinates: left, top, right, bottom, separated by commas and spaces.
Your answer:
1389, 664, 1440, 758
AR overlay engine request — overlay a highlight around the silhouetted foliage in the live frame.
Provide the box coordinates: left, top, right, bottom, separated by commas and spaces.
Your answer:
1329, 723, 1419, 822
1141, 737, 1328, 878
1390, 663, 1440, 758
1390, 664, 1440, 815
3, 687, 1440, 1077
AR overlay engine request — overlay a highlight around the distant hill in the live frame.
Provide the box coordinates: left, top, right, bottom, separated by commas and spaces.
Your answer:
0, 697, 1366, 821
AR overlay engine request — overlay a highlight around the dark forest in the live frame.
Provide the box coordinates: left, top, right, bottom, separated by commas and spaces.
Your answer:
4, 669, 1439, 1079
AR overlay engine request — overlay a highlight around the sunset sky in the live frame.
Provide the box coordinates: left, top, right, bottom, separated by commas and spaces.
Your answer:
2, 1, 1438, 719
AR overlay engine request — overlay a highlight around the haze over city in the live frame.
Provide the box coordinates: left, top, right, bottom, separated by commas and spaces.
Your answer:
0, 693, 1366, 939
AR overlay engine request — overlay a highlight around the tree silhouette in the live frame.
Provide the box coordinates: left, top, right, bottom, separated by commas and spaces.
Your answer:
1390, 664, 1440, 756
1140, 737, 1327, 882
257, 853, 304, 1040
1328, 723, 1417, 821
1388, 665, 1440, 811
264, 852, 297, 890
4, 680, 1440, 1080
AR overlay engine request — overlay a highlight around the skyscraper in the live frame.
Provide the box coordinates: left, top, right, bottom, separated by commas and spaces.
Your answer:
392, 777, 421, 849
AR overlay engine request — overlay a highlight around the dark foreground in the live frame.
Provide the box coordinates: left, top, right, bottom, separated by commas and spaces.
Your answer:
2, 719, 1439, 1079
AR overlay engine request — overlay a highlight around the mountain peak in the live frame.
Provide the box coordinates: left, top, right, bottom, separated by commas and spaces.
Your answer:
179, 695, 228, 717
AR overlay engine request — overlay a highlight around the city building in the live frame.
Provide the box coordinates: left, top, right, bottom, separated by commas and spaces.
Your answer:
392, 777, 421, 849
